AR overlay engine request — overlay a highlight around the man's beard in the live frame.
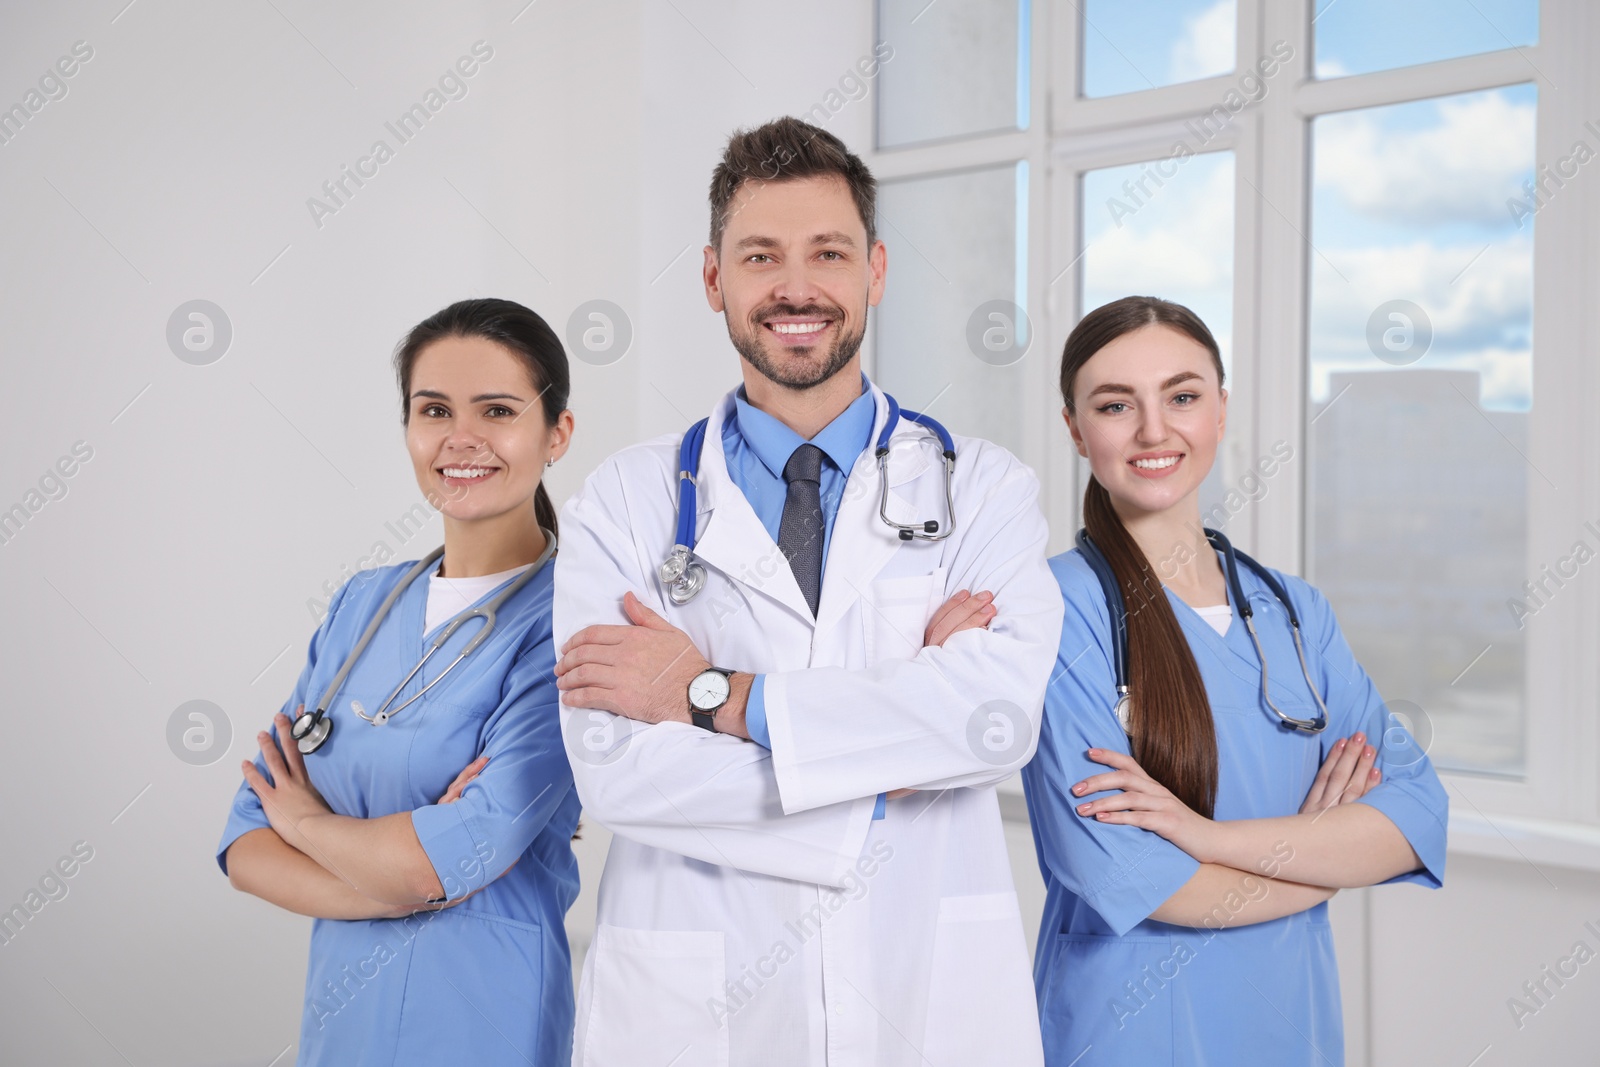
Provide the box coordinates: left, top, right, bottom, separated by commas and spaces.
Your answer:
728, 303, 865, 390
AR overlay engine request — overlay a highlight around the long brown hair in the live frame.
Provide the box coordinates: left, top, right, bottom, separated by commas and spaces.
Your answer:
394, 298, 569, 537
1060, 296, 1226, 818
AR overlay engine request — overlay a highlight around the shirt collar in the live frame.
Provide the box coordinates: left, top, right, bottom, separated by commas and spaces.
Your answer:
733, 373, 876, 480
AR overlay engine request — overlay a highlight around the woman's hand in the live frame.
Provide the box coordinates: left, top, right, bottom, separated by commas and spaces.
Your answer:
885, 590, 998, 801
923, 589, 996, 647
437, 756, 488, 805
1299, 733, 1380, 815
241, 709, 333, 856
1070, 748, 1222, 861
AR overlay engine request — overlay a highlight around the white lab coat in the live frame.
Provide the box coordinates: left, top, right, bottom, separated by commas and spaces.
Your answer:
553, 381, 1064, 1067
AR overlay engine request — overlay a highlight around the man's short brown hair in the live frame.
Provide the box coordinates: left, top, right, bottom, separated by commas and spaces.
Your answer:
708, 116, 877, 252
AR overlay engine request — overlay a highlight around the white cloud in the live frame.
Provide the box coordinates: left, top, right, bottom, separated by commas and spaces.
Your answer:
1314, 90, 1536, 226
1169, 0, 1236, 83
1308, 236, 1532, 408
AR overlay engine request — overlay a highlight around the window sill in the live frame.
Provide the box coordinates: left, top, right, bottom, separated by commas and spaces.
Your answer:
1448, 810, 1600, 875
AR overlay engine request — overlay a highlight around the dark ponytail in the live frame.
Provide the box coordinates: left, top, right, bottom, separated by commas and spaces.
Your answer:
394, 298, 570, 538
1060, 296, 1225, 819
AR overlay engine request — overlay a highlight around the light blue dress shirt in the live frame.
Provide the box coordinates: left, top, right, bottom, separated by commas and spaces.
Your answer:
720, 376, 887, 818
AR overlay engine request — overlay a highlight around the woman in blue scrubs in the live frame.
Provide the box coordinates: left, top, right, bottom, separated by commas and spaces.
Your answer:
217, 298, 581, 1067
1022, 296, 1447, 1066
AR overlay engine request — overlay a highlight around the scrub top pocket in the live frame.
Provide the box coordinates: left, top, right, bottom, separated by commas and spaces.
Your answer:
1043, 932, 1180, 1065
394, 909, 549, 1066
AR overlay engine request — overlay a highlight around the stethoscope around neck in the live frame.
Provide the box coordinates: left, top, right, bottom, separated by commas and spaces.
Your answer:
290, 529, 558, 754
1075, 526, 1329, 734
657, 392, 957, 606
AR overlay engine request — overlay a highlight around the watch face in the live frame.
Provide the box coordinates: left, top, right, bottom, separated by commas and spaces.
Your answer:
688, 670, 730, 711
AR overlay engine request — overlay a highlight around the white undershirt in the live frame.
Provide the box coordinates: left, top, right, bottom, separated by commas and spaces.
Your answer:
1191, 603, 1233, 636
424, 562, 533, 635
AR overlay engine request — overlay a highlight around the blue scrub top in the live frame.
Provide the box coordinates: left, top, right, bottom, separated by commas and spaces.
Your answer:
217, 556, 580, 1067
1022, 549, 1448, 1067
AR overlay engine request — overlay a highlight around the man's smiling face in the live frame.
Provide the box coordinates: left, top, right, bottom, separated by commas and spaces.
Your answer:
704, 174, 887, 391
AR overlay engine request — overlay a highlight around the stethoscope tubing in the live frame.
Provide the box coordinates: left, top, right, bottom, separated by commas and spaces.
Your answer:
1077, 526, 1329, 733
291, 529, 557, 751
659, 392, 957, 604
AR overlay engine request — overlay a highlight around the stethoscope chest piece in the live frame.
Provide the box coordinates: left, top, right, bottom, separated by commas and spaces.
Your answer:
658, 544, 707, 605
1113, 693, 1132, 735
292, 708, 332, 754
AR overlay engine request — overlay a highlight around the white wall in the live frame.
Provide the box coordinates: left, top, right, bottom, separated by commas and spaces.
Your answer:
0, 1, 649, 1062
0, 1, 879, 1063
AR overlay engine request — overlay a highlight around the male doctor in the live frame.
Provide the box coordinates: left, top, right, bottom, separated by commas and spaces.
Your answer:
552, 116, 1063, 1066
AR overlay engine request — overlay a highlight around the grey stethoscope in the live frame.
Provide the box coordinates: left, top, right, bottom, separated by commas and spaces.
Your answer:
290, 529, 558, 754
657, 393, 958, 606
1076, 526, 1329, 734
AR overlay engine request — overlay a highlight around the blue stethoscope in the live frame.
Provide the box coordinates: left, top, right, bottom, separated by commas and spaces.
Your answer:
657, 393, 957, 606
1076, 526, 1329, 734
290, 530, 558, 754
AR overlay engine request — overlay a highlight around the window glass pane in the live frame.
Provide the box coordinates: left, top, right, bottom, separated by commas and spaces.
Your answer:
876, 0, 1028, 149
1081, 151, 1235, 519
1082, 0, 1236, 98
1307, 86, 1536, 776
872, 163, 1029, 455
1313, 0, 1538, 79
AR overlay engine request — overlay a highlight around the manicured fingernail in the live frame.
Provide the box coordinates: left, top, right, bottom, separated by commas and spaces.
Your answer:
1353, 733, 1365, 744
1370, 768, 1380, 778
1072, 784, 1085, 795
1366, 746, 1375, 758
1335, 738, 1345, 749
1077, 804, 1091, 814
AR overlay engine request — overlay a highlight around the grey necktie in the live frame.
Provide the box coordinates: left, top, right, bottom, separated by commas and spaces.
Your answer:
778, 443, 826, 616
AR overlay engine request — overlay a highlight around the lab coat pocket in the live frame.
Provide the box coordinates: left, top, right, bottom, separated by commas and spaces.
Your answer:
394, 909, 548, 1065
920, 891, 1042, 1066
583, 924, 727, 1067
863, 569, 945, 666
1043, 932, 1176, 1063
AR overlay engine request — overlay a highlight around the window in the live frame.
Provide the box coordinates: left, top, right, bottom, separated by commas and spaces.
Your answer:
873, 163, 1030, 455
1307, 86, 1536, 776
1081, 0, 1237, 97
1313, 0, 1538, 78
867, 2, 1590, 823
876, 0, 1029, 148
